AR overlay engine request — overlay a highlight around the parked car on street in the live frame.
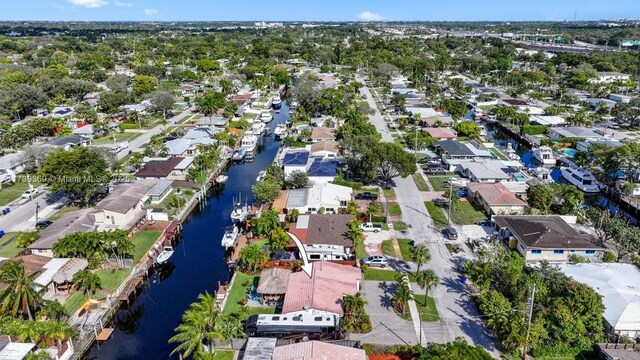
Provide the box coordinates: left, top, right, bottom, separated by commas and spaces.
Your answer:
362, 255, 389, 268
424, 166, 447, 174
354, 192, 378, 201
444, 227, 458, 240
36, 220, 53, 229
359, 222, 382, 233
21, 188, 38, 199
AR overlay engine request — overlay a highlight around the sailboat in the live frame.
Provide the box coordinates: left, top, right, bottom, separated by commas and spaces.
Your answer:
156, 246, 174, 265
230, 194, 250, 222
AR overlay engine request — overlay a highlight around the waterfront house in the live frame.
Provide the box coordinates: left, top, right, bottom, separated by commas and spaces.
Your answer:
425, 127, 457, 141
121, 100, 151, 114
135, 157, 193, 180
434, 140, 493, 165
272, 341, 367, 360
559, 263, 640, 339
455, 161, 512, 183
309, 140, 339, 159
304, 214, 355, 261
493, 215, 606, 262
467, 182, 527, 216
0, 335, 74, 360
548, 127, 603, 141
31, 257, 88, 296
93, 180, 158, 231
281, 151, 309, 176
590, 71, 631, 84
530, 115, 566, 127
310, 127, 336, 143
28, 209, 97, 257
256, 267, 291, 306
285, 183, 352, 214
48, 135, 91, 151
306, 159, 339, 184
282, 261, 361, 316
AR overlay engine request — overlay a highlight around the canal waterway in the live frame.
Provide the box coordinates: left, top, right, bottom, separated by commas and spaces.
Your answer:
85, 104, 290, 360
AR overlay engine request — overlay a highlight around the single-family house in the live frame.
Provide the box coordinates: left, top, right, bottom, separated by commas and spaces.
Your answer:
309, 140, 339, 159
121, 100, 151, 114
282, 261, 361, 316
467, 182, 527, 216
609, 94, 634, 104
434, 140, 493, 163
310, 127, 336, 143
135, 157, 193, 180
548, 127, 603, 141
304, 214, 355, 261
93, 180, 158, 231
256, 267, 291, 306
50, 106, 75, 118
456, 161, 512, 183
48, 135, 91, 151
493, 215, 606, 262
530, 115, 566, 127
285, 183, 351, 214
307, 159, 339, 184
272, 341, 367, 360
559, 263, 640, 339
28, 209, 97, 257
0, 151, 26, 174
282, 151, 309, 176
425, 127, 457, 141
583, 98, 617, 108
590, 72, 631, 84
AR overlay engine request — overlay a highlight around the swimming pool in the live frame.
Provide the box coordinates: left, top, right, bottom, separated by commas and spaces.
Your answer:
295, 124, 310, 132
562, 148, 577, 157
513, 172, 528, 182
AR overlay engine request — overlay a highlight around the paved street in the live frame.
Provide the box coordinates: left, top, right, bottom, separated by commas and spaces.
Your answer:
348, 280, 417, 346
360, 81, 499, 356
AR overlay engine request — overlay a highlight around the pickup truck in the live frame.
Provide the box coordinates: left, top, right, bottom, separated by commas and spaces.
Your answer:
359, 222, 382, 233
110, 141, 129, 153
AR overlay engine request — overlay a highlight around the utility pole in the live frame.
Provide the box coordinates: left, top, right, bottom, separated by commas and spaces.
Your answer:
523, 283, 536, 360
447, 181, 453, 226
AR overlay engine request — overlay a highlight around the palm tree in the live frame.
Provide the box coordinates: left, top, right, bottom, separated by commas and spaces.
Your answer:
198, 95, 219, 123
72, 270, 102, 299
415, 269, 439, 302
37, 300, 68, 322
43, 320, 75, 347
345, 220, 363, 243
288, 208, 300, 223
192, 292, 222, 353
391, 278, 413, 315
0, 261, 42, 320
216, 315, 245, 340
342, 293, 367, 323
412, 244, 431, 272
170, 308, 206, 359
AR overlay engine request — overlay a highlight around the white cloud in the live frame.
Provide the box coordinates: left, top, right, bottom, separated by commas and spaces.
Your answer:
143, 8, 158, 16
66, 0, 108, 8
114, 1, 132, 7
357, 11, 384, 22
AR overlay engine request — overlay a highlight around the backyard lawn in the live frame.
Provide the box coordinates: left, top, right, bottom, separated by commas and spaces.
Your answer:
411, 174, 430, 192
131, 231, 161, 263
96, 269, 130, 292
92, 131, 142, 145
397, 239, 414, 262
0, 233, 21, 258
427, 176, 450, 192
63, 292, 88, 314
387, 203, 402, 216
450, 201, 487, 225
211, 350, 235, 360
0, 178, 42, 206
223, 272, 275, 316
424, 202, 448, 227
414, 294, 440, 321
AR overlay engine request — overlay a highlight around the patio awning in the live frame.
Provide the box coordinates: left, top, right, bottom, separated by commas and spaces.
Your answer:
52, 258, 89, 284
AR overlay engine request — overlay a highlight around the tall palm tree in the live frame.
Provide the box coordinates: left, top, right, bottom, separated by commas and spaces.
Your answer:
170, 308, 207, 359
0, 261, 42, 320
43, 320, 75, 347
342, 293, 367, 322
192, 292, 222, 353
412, 244, 431, 272
415, 269, 439, 303
72, 270, 102, 299
216, 315, 245, 340
391, 279, 413, 315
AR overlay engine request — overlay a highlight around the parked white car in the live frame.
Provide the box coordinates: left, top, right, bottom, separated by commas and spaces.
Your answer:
359, 222, 382, 233
21, 188, 38, 199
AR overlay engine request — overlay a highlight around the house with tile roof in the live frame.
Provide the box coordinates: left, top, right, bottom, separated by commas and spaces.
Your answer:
135, 157, 193, 180
272, 341, 367, 360
282, 261, 361, 316
309, 140, 339, 159
425, 127, 457, 140
310, 127, 336, 143
467, 182, 527, 216
493, 215, 606, 262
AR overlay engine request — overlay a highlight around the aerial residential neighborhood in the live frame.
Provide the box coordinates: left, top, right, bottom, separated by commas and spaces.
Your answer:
0, 1, 639, 360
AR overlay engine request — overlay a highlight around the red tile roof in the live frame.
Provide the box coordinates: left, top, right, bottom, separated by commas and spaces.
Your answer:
467, 182, 527, 206
273, 341, 367, 360
282, 262, 361, 315
425, 127, 457, 139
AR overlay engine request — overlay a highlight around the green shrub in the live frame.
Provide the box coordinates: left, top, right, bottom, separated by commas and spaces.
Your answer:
602, 251, 617, 263
119, 123, 141, 130
521, 125, 548, 135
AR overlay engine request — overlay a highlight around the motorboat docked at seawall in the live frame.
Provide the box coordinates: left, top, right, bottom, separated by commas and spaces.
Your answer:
221, 225, 240, 249
272, 96, 282, 110
241, 131, 259, 152
232, 148, 246, 162
216, 174, 228, 184
260, 110, 274, 123
256, 170, 266, 182
530, 167, 552, 183
560, 166, 600, 193
532, 146, 556, 166
274, 123, 288, 138
289, 101, 298, 110
251, 121, 266, 135
156, 246, 174, 264
230, 194, 250, 222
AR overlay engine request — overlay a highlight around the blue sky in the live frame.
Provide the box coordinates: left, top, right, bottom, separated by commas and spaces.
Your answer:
2, 0, 639, 22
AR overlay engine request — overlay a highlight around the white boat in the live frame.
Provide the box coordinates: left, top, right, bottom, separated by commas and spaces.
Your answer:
216, 174, 228, 184
530, 167, 552, 183
232, 148, 246, 161
256, 170, 266, 182
252, 121, 266, 135
241, 131, 259, 152
156, 246, 174, 264
532, 146, 556, 166
221, 225, 240, 249
504, 143, 520, 161
230, 195, 250, 222
289, 101, 298, 110
272, 96, 282, 110
560, 167, 600, 193
260, 111, 274, 123
274, 123, 288, 138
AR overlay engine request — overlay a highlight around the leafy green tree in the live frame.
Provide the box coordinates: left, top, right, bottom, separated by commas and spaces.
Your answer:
106, 74, 129, 93
285, 171, 308, 189
417, 338, 494, 359
238, 243, 267, 273
15, 232, 39, 249
526, 184, 554, 214
269, 227, 290, 250
98, 91, 130, 113
252, 210, 280, 238
132, 74, 157, 96
37, 300, 68, 322
439, 99, 467, 119
251, 179, 282, 204
0, 261, 42, 320
74, 101, 98, 123
345, 219, 363, 243
374, 142, 417, 185
72, 270, 102, 298
453, 121, 481, 139
196, 59, 221, 73
39, 147, 109, 206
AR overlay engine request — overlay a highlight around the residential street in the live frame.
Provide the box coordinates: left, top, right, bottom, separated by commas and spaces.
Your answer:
360, 81, 499, 355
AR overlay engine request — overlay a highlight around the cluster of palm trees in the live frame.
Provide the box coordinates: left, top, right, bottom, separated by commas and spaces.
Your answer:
0, 117, 63, 149
392, 245, 440, 318
169, 292, 245, 359
341, 293, 370, 333
52, 230, 132, 267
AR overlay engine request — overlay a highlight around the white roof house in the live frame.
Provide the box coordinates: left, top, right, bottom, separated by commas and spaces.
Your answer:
530, 115, 566, 126
285, 183, 352, 214
558, 263, 640, 338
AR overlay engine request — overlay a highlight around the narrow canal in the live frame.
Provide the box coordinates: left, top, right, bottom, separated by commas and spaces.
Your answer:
85, 104, 290, 360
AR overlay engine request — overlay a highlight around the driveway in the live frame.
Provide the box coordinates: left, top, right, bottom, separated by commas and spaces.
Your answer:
348, 280, 417, 346
363, 230, 391, 256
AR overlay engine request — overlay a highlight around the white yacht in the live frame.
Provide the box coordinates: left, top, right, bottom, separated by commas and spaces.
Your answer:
505, 143, 520, 161
560, 167, 600, 193
274, 123, 288, 138
230, 195, 250, 222
252, 121, 266, 135
216, 174, 228, 184
532, 146, 556, 166
530, 167, 552, 183
241, 131, 259, 152
260, 111, 274, 123
221, 225, 240, 249
256, 170, 266, 182
156, 246, 174, 264
272, 96, 282, 110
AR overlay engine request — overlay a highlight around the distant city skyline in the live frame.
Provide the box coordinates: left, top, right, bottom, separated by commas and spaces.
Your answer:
1, 0, 640, 22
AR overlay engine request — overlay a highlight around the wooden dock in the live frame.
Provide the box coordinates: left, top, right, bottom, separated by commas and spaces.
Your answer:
230, 235, 250, 262
118, 276, 144, 302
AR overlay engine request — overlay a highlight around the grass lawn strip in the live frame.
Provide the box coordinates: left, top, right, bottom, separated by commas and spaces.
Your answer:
0, 179, 42, 206
131, 231, 161, 263
363, 268, 401, 281
63, 292, 88, 314
413, 294, 440, 321
426, 176, 451, 192
0, 233, 21, 258
397, 239, 414, 262
424, 202, 448, 227
451, 201, 487, 225
392, 221, 407, 231
383, 188, 396, 199
223, 272, 275, 316
411, 173, 430, 192
211, 350, 235, 360
387, 203, 402, 216
380, 240, 395, 257
96, 269, 130, 292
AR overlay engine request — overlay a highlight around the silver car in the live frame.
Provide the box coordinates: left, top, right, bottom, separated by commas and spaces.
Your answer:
363, 256, 389, 268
